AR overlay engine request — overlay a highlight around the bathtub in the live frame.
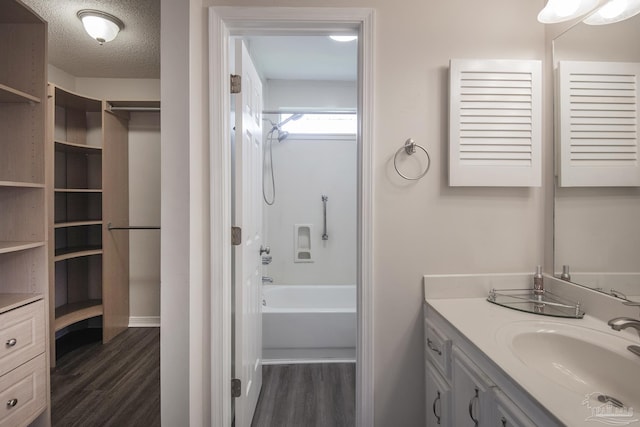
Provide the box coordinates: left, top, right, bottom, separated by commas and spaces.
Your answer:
262, 284, 356, 364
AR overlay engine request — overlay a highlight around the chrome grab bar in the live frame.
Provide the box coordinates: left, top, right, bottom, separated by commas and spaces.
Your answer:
321, 195, 328, 241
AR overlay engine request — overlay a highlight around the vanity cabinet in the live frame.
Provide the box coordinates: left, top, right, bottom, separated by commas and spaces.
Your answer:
424, 302, 557, 427
451, 347, 495, 426
425, 361, 451, 426
494, 389, 536, 427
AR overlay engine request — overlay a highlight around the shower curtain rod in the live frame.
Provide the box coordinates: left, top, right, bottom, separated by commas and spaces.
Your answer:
262, 109, 356, 115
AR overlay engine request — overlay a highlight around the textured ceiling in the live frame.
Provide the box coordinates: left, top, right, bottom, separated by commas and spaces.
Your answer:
18, 2, 354, 81
22, 0, 160, 78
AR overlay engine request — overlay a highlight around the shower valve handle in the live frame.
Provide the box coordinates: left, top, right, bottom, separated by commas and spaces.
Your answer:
260, 245, 270, 255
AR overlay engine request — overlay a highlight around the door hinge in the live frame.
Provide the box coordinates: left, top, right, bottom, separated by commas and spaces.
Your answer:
231, 226, 242, 246
230, 74, 241, 94
231, 378, 242, 398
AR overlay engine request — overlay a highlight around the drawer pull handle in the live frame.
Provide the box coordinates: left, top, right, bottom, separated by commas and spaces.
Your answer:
7, 399, 18, 408
6, 338, 17, 347
468, 387, 479, 426
427, 338, 442, 356
432, 390, 441, 424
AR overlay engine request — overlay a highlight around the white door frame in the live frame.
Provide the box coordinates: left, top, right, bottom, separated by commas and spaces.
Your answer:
209, 6, 375, 427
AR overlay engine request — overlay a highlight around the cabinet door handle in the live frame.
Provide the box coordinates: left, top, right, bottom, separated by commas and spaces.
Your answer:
6, 338, 17, 347
7, 398, 18, 408
427, 338, 442, 356
468, 387, 479, 426
432, 390, 441, 424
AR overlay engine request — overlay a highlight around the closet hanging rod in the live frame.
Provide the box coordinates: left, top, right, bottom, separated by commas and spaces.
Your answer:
109, 107, 161, 112
262, 109, 356, 115
107, 222, 160, 230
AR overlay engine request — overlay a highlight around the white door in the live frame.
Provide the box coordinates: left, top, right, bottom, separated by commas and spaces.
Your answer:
233, 39, 264, 427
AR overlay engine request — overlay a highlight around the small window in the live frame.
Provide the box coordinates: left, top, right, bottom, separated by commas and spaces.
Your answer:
279, 113, 357, 135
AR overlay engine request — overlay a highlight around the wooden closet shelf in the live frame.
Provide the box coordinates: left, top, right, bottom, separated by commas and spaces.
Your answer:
54, 140, 103, 152
54, 220, 103, 229
53, 87, 102, 111
0, 241, 45, 254
55, 300, 103, 331
0, 83, 41, 103
54, 246, 102, 261
0, 181, 45, 189
54, 188, 102, 193
0, 293, 44, 314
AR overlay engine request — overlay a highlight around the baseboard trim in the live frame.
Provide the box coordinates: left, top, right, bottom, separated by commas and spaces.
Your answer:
129, 316, 161, 328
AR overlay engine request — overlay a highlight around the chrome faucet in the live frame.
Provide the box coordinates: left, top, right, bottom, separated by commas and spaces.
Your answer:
608, 317, 640, 358
262, 276, 273, 284
609, 317, 640, 337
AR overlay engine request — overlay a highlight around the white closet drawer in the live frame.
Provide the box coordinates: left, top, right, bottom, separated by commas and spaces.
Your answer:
0, 300, 45, 377
0, 353, 46, 427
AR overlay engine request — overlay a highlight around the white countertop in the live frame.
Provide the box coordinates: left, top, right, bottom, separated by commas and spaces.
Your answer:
426, 297, 640, 426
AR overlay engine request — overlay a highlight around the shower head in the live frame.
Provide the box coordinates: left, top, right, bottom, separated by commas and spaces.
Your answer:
277, 130, 290, 142
264, 113, 304, 142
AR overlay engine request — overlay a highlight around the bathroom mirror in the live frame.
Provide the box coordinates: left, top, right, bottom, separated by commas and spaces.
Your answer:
553, 14, 640, 301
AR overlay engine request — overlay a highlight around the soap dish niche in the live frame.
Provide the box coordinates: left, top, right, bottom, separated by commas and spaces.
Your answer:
294, 224, 314, 263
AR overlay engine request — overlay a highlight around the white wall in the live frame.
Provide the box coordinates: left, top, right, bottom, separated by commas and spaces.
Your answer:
48, 64, 76, 91
164, 0, 551, 425
128, 112, 161, 324
265, 79, 357, 110
161, 0, 211, 424
75, 78, 161, 101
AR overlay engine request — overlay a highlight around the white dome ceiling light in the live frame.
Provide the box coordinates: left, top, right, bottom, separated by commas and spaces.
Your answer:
77, 10, 124, 45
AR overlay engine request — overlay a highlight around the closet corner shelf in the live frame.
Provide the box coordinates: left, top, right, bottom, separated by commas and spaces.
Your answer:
0, 181, 45, 189
54, 140, 103, 152
54, 220, 103, 229
55, 300, 103, 332
0, 83, 41, 104
0, 241, 45, 255
54, 246, 103, 262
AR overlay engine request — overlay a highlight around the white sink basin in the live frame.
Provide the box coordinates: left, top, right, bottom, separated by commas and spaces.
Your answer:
496, 321, 640, 410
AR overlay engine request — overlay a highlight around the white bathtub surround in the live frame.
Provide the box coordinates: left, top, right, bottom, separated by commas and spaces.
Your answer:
262, 284, 356, 364
262, 79, 357, 287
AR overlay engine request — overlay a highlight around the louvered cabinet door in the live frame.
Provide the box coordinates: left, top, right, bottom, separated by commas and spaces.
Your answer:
449, 59, 542, 187
558, 61, 640, 187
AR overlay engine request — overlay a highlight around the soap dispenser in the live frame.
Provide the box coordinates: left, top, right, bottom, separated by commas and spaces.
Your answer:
533, 265, 544, 297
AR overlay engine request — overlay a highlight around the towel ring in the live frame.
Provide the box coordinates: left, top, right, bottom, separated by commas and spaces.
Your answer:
393, 138, 430, 180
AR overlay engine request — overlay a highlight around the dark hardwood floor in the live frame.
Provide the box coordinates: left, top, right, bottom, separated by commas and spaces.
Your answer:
50, 327, 160, 427
251, 363, 355, 427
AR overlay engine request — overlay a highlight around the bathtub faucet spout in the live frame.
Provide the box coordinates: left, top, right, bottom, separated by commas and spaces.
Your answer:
262, 276, 273, 284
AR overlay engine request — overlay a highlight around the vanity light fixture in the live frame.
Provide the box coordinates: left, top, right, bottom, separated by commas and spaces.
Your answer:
537, 0, 599, 23
77, 10, 124, 45
583, 0, 640, 24
329, 35, 357, 42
